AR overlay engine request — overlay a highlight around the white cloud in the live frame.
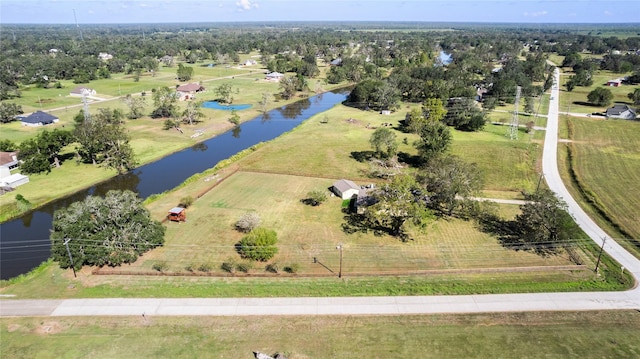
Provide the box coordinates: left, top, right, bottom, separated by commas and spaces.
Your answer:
524, 10, 548, 17
236, 0, 258, 11
604, 10, 613, 16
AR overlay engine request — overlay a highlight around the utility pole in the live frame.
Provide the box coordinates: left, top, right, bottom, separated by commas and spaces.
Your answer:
63, 238, 77, 278
594, 236, 607, 274
336, 243, 343, 278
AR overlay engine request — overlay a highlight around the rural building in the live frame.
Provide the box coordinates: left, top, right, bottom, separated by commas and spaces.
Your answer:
0, 173, 29, 188
0, 152, 19, 170
176, 83, 205, 101
70, 86, 97, 97
606, 104, 637, 120
330, 58, 342, 66
332, 179, 360, 200
19, 111, 59, 127
265, 72, 284, 82
98, 52, 113, 61
167, 207, 187, 222
606, 79, 622, 87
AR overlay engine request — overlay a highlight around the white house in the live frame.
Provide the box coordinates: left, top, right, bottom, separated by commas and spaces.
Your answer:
332, 179, 360, 200
70, 86, 97, 97
98, 52, 113, 61
265, 72, 284, 82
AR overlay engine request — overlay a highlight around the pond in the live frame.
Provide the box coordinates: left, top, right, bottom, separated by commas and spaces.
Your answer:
202, 101, 252, 111
0, 90, 348, 280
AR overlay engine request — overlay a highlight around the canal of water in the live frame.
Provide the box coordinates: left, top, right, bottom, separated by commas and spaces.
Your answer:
0, 90, 348, 280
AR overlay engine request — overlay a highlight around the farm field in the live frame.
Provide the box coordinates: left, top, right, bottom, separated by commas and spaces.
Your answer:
562, 116, 640, 245
2, 311, 639, 359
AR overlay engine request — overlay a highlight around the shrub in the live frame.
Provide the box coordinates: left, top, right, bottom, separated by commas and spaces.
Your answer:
221, 260, 235, 273
184, 263, 195, 272
152, 261, 169, 272
265, 263, 279, 273
236, 227, 278, 262
284, 263, 300, 273
198, 262, 213, 273
179, 196, 194, 208
302, 190, 328, 206
235, 212, 261, 233
235, 261, 254, 273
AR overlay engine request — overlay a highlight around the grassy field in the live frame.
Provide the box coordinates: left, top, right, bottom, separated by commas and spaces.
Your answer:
2, 311, 639, 358
0, 60, 338, 221
557, 70, 635, 115
560, 116, 640, 244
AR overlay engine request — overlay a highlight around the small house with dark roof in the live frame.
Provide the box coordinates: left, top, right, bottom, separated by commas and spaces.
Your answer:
20, 111, 59, 127
606, 104, 637, 120
332, 179, 360, 200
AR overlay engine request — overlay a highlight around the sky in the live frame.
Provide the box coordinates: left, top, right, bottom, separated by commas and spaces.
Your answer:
1, 0, 639, 24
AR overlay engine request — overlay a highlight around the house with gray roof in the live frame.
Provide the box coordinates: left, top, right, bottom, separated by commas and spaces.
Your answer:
20, 111, 59, 127
606, 104, 637, 120
332, 179, 360, 200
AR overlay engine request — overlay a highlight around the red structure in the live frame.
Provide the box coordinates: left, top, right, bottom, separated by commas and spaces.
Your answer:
167, 207, 186, 222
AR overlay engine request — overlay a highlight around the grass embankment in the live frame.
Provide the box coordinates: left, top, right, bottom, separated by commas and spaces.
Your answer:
2, 311, 640, 358
557, 115, 640, 257
0, 60, 338, 222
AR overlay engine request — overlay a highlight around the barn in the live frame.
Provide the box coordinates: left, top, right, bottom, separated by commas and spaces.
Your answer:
332, 179, 360, 200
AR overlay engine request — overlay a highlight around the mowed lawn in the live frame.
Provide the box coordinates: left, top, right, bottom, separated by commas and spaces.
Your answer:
2, 311, 640, 359
127, 171, 574, 275
566, 116, 640, 240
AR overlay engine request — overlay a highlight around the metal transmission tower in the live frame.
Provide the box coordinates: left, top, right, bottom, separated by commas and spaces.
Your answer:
81, 89, 91, 122
509, 86, 522, 140
73, 9, 84, 42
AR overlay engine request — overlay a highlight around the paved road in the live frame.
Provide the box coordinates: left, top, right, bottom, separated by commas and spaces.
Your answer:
1, 69, 639, 318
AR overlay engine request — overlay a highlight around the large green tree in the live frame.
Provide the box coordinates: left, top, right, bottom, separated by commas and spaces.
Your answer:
369, 127, 398, 159
122, 94, 146, 119
628, 88, 640, 105
151, 87, 179, 118
414, 120, 451, 163
363, 174, 432, 239
50, 190, 165, 270
18, 129, 74, 174
587, 87, 614, 107
515, 189, 580, 255
444, 97, 487, 131
176, 63, 194, 82
418, 155, 484, 216
215, 82, 234, 104
0, 102, 23, 123
75, 108, 137, 174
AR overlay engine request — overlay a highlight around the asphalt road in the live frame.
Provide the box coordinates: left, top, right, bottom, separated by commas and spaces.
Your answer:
1, 68, 638, 318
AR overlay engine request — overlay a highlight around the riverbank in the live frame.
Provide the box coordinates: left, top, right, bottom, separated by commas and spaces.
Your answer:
0, 84, 347, 224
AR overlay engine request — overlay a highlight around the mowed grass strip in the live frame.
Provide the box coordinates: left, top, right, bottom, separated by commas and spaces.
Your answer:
3, 311, 640, 359
566, 116, 640, 240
